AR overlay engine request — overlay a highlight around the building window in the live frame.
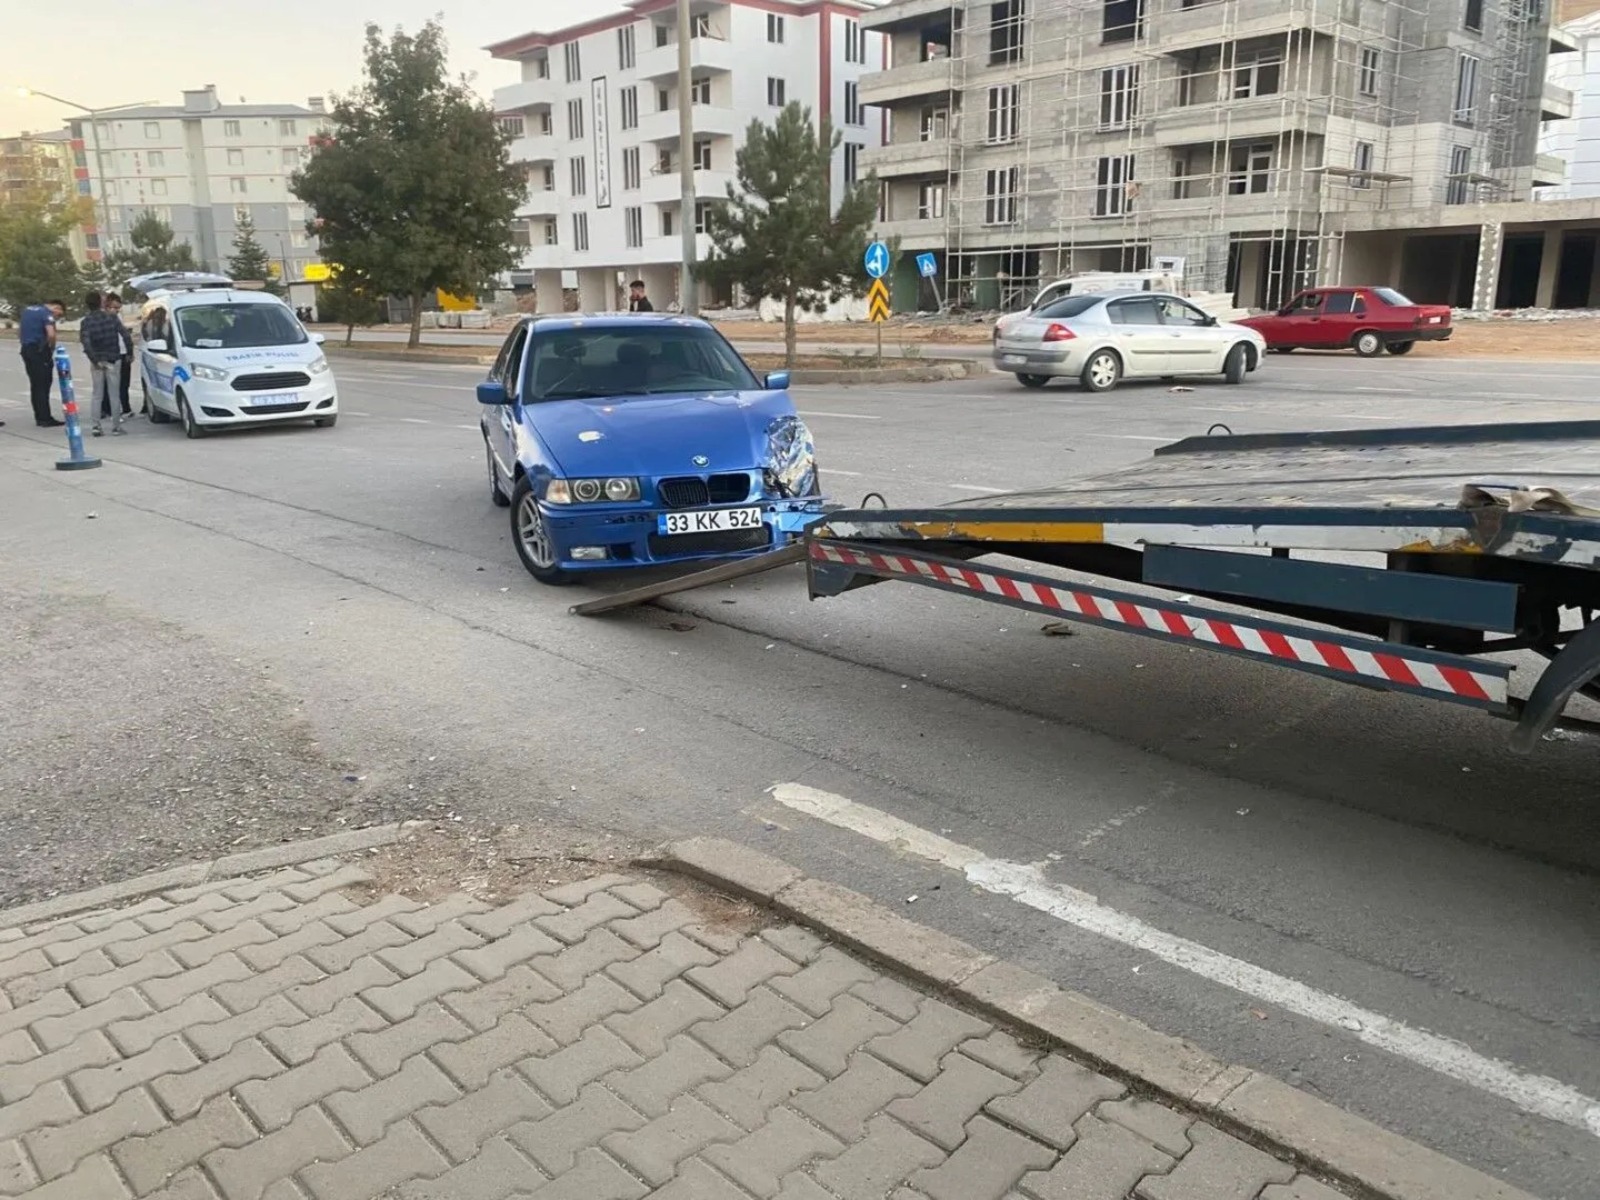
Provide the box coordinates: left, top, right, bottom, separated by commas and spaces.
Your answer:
223, 120, 241, 137
620, 87, 639, 130
655, 24, 670, 48
1358, 48, 1380, 97
538, 110, 554, 135
695, 200, 714, 233
568, 99, 584, 139
657, 87, 671, 112
291, 231, 309, 248
768, 13, 785, 42
534, 57, 550, 79
282, 147, 301, 168
542, 164, 556, 190
1095, 154, 1135, 216
662, 208, 674, 236
918, 181, 946, 219
1464, 0, 1483, 32
1103, 0, 1144, 45
570, 157, 589, 195
229, 177, 248, 194
843, 18, 865, 63
564, 42, 582, 82
498, 115, 525, 138
1227, 143, 1273, 194
1232, 52, 1282, 99
280, 119, 297, 137
543, 218, 558, 245
691, 77, 711, 105
151, 178, 168, 196
227, 148, 245, 166
618, 24, 636, 69
1454, 54, 1479, 125
983, 166, 1018, 225
625, 205, 643, 248
1100, 65, 1139, 129
844, 82, 864, 126
694, 139, 712, 170
572, 212, 589, 251
1447, 145, 1472, 204
767, 77, 786, 107
1171, 157, 1190, 199
622, 146, 641, 190
987, 84, 1020, 144
1352, 141, 1373, 189
144, 122, 160, 139
691, 11, 711, 37
659, 146, 676, 175
843, 141, 861, 184
920, 105, 949, 140
990, 0, 1025, 65
148, 150, 165, 168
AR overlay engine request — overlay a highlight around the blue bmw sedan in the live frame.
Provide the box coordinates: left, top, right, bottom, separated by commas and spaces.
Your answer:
479, 314, 825, 585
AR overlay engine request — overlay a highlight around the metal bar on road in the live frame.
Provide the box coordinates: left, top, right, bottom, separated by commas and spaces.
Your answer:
570, 543, 807, 615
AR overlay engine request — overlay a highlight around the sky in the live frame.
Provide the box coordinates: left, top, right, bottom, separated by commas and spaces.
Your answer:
0, 1, 625, 135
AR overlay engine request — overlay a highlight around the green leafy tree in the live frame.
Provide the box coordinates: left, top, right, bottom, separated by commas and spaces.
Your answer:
0, 213, 84, 318
317, 267, 384, 345
103, 212, 198, 294
226, 214, 282, 294
291, 20, 523, 349
700, 102, 879, 367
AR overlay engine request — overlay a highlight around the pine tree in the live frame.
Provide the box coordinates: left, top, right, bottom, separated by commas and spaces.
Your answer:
227, 214, 281, 294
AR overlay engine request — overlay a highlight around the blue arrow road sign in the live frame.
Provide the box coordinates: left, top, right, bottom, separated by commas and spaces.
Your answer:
916, 252, 938, 278
864, 241, 889, 279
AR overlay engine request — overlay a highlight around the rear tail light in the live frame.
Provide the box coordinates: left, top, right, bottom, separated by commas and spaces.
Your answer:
1042, 323, 1076, 343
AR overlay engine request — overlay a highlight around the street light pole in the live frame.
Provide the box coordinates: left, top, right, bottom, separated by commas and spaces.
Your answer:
676, 0, 698, 316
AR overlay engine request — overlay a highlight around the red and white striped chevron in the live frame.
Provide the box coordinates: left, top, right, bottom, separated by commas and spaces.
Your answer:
810, 541, 1507, 707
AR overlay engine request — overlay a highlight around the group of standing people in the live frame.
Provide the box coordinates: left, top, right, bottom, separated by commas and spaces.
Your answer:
14, 291, 140, 435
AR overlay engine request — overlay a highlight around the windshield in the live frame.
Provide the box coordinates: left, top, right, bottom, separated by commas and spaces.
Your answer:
525, 325, 759, 402
1371, 287, 1414, 307
174, 303, 308, 350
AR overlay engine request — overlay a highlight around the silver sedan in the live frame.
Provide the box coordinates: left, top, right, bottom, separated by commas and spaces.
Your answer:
992, 291, 1267, 392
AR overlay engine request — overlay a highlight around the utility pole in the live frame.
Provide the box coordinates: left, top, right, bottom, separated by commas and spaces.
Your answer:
676, 0, 698, 316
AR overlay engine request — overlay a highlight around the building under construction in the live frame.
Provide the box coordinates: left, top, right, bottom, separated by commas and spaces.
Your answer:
862, 0, 1578, 312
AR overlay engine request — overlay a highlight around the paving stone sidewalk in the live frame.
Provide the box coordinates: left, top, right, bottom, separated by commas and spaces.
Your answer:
0, 857, 1354, 1200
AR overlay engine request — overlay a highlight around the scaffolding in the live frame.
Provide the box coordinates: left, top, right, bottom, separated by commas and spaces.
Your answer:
869, 0, 1539, 312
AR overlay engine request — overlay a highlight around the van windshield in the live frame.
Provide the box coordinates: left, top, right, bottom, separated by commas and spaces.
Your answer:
175, 303, 308, 350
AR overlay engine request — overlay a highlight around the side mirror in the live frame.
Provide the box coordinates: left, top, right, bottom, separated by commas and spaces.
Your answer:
1203, 315, 1218, 327
311, 332, 326, 345
477, 380, 509, 406
764, 371, 791, 390
145, 338, 169, 353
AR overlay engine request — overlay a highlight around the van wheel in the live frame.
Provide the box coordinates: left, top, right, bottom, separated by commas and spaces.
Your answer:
148, 399, 172, 424
1222, 344, 1250, 384
1016, 374, 1049, 389
1079, 350, 1122, 393
1352, 330, 1384, 357
179, 392, 206, 439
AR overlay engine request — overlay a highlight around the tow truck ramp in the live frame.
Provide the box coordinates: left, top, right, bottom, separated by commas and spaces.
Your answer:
578, 420, 1600, 753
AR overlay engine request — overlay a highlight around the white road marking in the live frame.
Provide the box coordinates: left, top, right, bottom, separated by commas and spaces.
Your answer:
455, 424, 481, 431
947, 483, 1009, 493
344, 411, 372, 417
1077, 433, 1171, 442
400, 418, 431, 425
799, 411, 880, 420
340, 377, 467, 392
768, 782, 1600, 1138
825, 468, 865, 477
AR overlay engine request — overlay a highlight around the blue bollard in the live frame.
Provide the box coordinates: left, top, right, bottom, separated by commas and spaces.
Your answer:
53, 347, 101, 472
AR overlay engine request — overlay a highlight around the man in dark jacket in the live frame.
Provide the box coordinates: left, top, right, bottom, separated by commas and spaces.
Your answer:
17, 298, 66, 428
78, 291, 126, 436
628, 280, 654, 313
100, 293, 135, 420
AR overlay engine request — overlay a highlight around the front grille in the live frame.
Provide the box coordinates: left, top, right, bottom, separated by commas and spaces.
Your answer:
232, 371, 312, 392
657, 477, 709, 509
241, 401, 310, 415
648, 527, 770, 559
708, 473, 751, 503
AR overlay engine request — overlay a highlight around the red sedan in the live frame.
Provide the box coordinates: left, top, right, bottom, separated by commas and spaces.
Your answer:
1237, 286, 1452, 357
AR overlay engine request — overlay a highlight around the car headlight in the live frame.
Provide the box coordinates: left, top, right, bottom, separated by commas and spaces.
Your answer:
307, 355, 331, 375
764, 415, 816, 498
190, 364, 229, 382
545, 477, 639, 505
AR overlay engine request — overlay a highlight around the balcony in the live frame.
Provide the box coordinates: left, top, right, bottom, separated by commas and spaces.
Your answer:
859, 58, 955, 107
519, 190, 560, 217
637, 104, 744, 144
1551, 25, 1581, 54
495, 79, 556, 114
634, 36, 738, 81
1154, 0, 1324, 55
1541, 82, 1575, 122
862, 138, 952, 179
1152, 95, 1325, 147
517, 243, 566, 271
1533, 153, 1568, 188
874, 216, 946, 248
509, 133, 558, 164
862, 0, 956, 33
640, 167, 734, 206
639, 232, 713, 263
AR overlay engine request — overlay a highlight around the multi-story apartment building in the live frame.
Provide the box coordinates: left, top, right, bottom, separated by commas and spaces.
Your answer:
488, 0, 886, 311
70, 85, 329, 281
863, 0, 1568, 311
1540, 0, 1600, 200
0, 130, 91, 262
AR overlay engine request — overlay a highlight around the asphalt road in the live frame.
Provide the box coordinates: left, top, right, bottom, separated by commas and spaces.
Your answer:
2, 350, 1598, 1198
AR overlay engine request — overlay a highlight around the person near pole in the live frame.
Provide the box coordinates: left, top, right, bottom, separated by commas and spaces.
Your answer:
78, 290, 126, 436
18, 298, 67, 428
628, 280, 654, 313
101, 293, 134, 421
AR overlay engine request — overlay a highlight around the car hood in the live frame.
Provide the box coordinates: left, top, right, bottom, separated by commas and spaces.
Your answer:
184, 345, 321, 370
524, 389, 799, 477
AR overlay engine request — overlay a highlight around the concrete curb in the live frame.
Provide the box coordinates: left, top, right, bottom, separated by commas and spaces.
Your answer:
321, 344, 496, 367
0, 823, 408, 930
784, 361, 988, 384
644, 836, 1537, 1200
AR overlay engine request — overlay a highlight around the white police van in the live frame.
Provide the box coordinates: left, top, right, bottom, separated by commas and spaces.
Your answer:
132, 272, 338, 438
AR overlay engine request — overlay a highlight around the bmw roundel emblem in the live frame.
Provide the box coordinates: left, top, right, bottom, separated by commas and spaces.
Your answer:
692, 455, 709, 467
